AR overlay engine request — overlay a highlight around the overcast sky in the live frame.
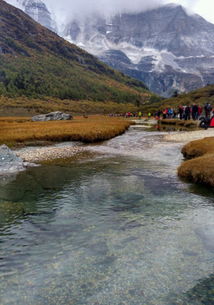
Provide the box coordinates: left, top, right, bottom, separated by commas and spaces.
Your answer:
171, 0, 214, 23
43, 0, 214, 24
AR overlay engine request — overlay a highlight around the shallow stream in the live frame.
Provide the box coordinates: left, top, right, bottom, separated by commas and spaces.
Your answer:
0, 127, 214, 305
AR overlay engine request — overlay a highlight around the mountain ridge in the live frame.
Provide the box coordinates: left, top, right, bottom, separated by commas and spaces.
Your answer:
5, 0, 214, 97
63, 4, 214, 96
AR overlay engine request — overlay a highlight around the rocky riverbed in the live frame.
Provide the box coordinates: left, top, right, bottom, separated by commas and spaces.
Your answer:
16, 146, 85, 163
164, 129, 214, 143
0, 144, 85, 175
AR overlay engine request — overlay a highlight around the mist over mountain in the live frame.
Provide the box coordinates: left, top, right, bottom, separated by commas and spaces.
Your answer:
5, 0, 214, 96
63, 4, 214, 96
6, 0, 168, 32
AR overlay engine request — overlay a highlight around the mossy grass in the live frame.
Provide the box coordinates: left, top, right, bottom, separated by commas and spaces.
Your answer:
181, 137, 214, 159
159, 119, 198, 128
178, 137, 214, 186
0, 115, 131, 147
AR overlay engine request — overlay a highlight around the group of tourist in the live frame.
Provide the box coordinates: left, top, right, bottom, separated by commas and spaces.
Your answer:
155, 103, 213, 120
108, 102, 214, 121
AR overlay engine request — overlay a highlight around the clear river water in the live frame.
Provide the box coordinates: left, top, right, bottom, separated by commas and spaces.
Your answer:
0, 127, 214, 305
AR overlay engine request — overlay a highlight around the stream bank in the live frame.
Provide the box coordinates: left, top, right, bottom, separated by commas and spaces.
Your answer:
1, 126, 214, 305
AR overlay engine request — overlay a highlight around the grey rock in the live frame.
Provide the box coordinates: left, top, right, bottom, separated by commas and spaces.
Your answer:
32, 111, 72, 122
24, 0, 57, 32
0, 145, 25, 174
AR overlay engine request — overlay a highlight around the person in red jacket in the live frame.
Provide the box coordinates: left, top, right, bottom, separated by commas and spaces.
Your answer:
210, 109, 214, 127
198, 105, 203, 117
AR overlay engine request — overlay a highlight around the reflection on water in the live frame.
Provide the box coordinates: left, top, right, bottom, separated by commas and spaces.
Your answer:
154, 124, 198, 132
0, 129, 214, 305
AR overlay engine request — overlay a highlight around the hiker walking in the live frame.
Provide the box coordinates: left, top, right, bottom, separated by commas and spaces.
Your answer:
204, 102, 212, 118
184, 106, 191, 120
198, 105, 203, 118
178, 105, 184, 120
192, 104, 198, 120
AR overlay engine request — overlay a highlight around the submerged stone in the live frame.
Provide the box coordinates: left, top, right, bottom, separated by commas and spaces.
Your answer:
0, 145, 25, 174
32, 111, 72, 122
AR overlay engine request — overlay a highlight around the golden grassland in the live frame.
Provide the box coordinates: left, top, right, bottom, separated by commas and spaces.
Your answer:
0, 115, 132, 146
0, 96, 140, 116
178, 137, 214, 187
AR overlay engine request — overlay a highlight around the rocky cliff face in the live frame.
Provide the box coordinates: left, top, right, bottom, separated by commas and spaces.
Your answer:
6, 0, 57, 31
6, 1, 214, 96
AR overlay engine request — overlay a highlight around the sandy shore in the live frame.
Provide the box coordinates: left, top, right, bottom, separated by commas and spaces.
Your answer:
16, 146, 85, 163
164, 129, 214, 143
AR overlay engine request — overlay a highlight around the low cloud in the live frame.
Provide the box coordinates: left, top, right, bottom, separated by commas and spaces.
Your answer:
46, 0, 167, 22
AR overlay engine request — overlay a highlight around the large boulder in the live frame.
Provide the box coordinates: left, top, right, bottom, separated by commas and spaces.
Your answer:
32, 111, 72, 122
0, 145, 25, 174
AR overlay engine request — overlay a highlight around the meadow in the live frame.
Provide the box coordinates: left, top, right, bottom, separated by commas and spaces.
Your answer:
0, 96, 140, 116
0, 115, 132, 147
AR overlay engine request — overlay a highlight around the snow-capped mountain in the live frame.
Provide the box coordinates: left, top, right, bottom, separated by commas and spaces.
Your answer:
64, 4, 214, 96
6, 0, 57, 32
5, 1, 214, 96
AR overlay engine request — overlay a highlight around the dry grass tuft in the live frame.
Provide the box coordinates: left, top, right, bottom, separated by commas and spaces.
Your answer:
0, 115, 131, 146
181, 137, 214, 159
178, 137, 214, 186
178, 154, 214, 186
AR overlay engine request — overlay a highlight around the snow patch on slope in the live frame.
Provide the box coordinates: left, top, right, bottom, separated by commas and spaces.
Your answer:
65, 30, 188, 73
